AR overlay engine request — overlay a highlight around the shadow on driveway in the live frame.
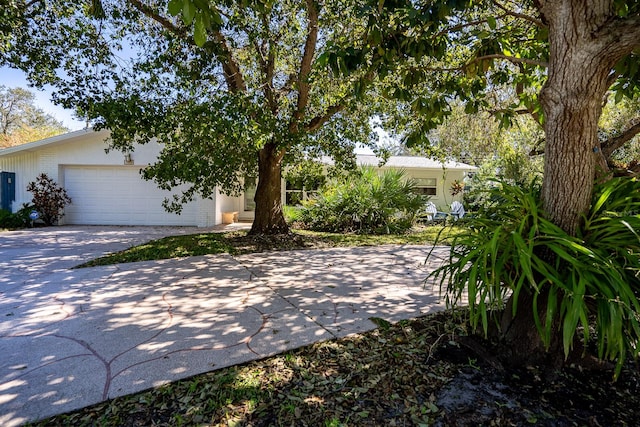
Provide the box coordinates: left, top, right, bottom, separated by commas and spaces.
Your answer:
0, 226, 448, 426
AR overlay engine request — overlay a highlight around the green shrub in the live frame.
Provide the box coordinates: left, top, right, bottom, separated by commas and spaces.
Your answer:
0, 209, 14, 229
463, 152, 543, 212
430, 178, 640, 377
0, 205, 30, 229
283, 205, 303, 223
298, 167, 425, 234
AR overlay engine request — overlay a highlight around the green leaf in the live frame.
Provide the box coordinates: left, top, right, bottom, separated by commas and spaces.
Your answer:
194, 14, 207, 46
369, 317, 391, 330
183, 0, 196, 25
464, 102, 476, 114
167, 0, 182, 16
562, 294, 581, 358
210, 9, 222, 26
487, 16, 496, 30
614, 89, 624, 104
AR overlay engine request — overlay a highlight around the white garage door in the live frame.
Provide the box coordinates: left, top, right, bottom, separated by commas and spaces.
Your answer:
63, 166, 198, 226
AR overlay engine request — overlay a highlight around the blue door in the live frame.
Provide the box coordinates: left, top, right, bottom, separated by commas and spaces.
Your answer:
0, 172, 16, 211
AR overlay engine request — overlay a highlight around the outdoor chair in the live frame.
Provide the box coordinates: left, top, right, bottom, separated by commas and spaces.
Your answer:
423, 201, 438, 221
451, 201, 465, 219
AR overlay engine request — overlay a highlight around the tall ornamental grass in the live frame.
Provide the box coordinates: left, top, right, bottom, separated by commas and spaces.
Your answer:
299, 167, 425, 234
429, 178, 640, 377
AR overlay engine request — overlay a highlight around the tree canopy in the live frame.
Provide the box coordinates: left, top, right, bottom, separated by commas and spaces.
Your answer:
0, 85, 68, 148
3, 0, 390, 234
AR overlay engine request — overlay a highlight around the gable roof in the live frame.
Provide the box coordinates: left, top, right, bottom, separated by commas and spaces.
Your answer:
322, 154, 476, 171
0, 128, 109, 157
355, 154, 476, 170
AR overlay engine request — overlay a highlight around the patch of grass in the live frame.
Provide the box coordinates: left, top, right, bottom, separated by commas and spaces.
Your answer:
295, 224, 463, 247
75, 232, 236, 268
75, 225, 463, 268
30, 310, 640, 426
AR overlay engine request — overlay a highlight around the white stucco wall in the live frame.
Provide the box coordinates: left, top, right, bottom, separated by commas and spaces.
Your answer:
315, 155, 475, 212
215, 190, 243, 224
383, 167, 468, 211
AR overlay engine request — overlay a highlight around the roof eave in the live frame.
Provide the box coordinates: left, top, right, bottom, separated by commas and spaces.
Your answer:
0, 128, 109, 157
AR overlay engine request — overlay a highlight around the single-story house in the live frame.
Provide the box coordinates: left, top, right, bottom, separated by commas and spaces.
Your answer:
0, 129, 476, 226
314, 154, 475, 211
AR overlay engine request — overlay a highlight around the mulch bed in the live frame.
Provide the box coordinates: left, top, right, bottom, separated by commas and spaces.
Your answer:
35, 310, 640, 426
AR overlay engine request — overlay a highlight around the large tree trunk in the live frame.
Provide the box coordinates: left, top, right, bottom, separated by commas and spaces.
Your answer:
539, 28, 611, 235
501, 1, 623, 366
249, 143, 289, 235
500, 287, 564, 369
535, 1, 635, 234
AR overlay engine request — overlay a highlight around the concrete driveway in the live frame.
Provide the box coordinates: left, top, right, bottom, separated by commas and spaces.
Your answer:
0, 226, 449, 426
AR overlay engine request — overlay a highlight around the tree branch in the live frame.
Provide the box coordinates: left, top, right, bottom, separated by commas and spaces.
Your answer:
262, 7, 277, 110
290, 0, 319, 133
415, 52, 548, 74
434, 17, 495, 39
25, 0, 43, 8
606, 70, 621, 89
602, 119, 640, 158
127, 0, 188, 38
305, 104, 345, 132
127, 0, 245, 92
248, 12, 278, 111
252, 35, 277, 112
210, 32, 246, 92
266, 43, 276, 110
630, 163, 640, 174
470, 54, 548, 68
596, 13, 640, 57
492, 0, 545, 28
512, 62, 543, 124
280, 73, 297, 94
1, 99, 18, 135
302, 67, 377, 134
490, 108, 533, 116
610, 157, 640, 176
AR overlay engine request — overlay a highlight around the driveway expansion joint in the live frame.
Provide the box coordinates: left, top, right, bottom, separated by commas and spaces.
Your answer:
233, 257, 340, 340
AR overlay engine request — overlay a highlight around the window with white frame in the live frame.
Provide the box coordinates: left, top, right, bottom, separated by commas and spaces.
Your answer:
413, 178, 437, 196
285, 177, 322, 205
